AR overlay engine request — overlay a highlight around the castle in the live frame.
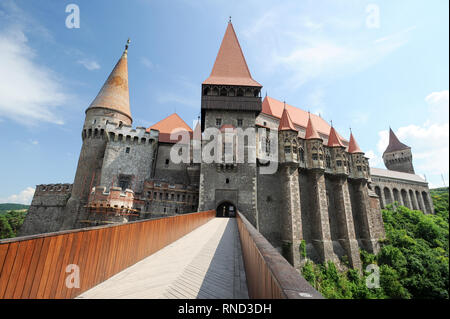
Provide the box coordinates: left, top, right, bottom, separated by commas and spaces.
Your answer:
19, 22, 433, 269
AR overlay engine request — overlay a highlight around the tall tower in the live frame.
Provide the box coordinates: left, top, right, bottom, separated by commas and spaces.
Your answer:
198, 20, 262, 225
383, 128, 414, 174
62, 41, 133, 229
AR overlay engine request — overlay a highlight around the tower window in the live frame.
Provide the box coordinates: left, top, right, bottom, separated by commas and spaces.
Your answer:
165, 159, 170, 166
126, 147, 130, 154
216, 118, 222, 126
226, 178, 230, 184
237, 119, 243, 127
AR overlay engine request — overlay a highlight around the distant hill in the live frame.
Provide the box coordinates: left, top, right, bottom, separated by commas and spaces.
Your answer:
0, 203, 30, 212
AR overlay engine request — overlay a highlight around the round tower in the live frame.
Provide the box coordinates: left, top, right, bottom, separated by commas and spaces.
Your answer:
382, 128, 414, 174
62, 41, 133, 229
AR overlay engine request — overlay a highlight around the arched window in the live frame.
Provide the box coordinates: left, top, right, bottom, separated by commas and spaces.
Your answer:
299, 148, 305, 162
220, 88, 227, 96
237, 88, 244, 96
229, 89, 235, 96
203, 87, 210, 96
326, 155, 331, 168
212, 87, 219, 96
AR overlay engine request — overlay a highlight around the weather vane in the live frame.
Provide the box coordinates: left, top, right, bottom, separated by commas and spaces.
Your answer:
229, 16, 232, 23
125, 38, 131, 51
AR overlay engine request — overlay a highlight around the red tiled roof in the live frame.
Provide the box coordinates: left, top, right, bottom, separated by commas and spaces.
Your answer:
348, 133, 364, 153
327, 126, 345, 147
219, 124, 236, 132
384, 128, 410, 154
203, 22, 262, 87
261, 96, 347, 142
147, 113, 192, 143
87, 51, 132, 121
305, 116, 321, 140
278, 106, 297, 131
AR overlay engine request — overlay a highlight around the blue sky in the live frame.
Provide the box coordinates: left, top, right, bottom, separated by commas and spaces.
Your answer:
0, 0, 448, 204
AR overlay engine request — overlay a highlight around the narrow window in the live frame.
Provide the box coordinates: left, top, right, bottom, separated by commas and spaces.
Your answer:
226, 178, 230, 184
216, 118, 222, 126
237, 119, 243, 127
126, 147, 130, 154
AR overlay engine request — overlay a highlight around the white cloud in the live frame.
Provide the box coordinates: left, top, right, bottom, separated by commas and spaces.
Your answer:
0, 187, 35, 205
0, 26, 68, 125
374, 90, 449, 187
141, 57, 154, 69
239, 2, 415, 89
366, 149, 381, 167
77, 59, 101, 71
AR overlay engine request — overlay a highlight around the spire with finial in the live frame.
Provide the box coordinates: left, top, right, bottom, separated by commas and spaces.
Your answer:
348, 131, 364, 154
278, 103, 296, 131
123, 38, 131, 57
86, 41, 132, 122
305, 112, 321, 140
229, 16, 232, 23
327, 122, 345, 147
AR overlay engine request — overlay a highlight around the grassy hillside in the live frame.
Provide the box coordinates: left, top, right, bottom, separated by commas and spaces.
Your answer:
301, 187, 449, 299
0, 203, 29, 212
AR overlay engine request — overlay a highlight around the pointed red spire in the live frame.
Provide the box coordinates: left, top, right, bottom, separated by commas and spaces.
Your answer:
87, 41, 132, 122
348, 132, 364, 154
278, 104, 297, 131
384, 128, 410, 154
305, 114, 321, 139
203, 22, 261, 87
327, 126, 345, 147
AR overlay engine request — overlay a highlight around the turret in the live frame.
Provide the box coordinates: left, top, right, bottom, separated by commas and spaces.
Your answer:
71, 40, 133, 203
382, 128, 414, 174
347, 132, 369, 180
278, 103, 298, 163
304, 114, 324, 169
326, 125, 348, 175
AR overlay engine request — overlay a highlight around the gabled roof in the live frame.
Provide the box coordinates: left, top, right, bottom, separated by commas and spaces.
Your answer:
347, 132, 364, 154
86, 48, 132, 122
203, 22, 261, 87
384, 128, 410, 154
147, 113, 193, 144
327, 126, 345, 147
278, 106, 297, 131
370, 167, 426, 184
261, 96, 347, 142
305, 115, 322, 140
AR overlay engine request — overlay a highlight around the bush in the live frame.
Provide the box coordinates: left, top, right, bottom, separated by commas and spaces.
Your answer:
301, 187, 449, 299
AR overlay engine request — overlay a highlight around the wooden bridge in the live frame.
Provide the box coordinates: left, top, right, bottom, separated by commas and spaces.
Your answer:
0, 211, 322, 299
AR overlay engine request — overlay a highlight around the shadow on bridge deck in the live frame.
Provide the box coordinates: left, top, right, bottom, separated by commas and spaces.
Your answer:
77, 218, 248, 299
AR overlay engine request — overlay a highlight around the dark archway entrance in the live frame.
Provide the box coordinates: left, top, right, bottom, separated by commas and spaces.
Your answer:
216, 202, 236, 218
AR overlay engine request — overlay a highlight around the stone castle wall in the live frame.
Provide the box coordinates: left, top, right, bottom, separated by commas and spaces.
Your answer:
18, 184, 73, 236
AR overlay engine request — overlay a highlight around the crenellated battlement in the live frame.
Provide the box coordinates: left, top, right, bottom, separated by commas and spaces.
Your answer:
104, 122, 159, 145
34, 184, 73, 196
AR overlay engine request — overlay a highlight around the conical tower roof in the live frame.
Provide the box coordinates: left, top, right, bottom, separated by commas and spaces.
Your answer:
348, 132, 364, 154
384, 128, 410, 155
305, 115, 321, 140
278, 104, 297, 131
86, 41, 132, 122
327, 126, 345, 147
203, 21, 261, 87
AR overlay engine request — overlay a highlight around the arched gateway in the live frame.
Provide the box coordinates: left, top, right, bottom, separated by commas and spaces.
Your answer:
216, 201, 236, 218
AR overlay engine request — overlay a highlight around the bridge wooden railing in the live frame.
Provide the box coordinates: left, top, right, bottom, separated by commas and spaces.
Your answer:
236, 212, 323, 299
0, 210, 215, 299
